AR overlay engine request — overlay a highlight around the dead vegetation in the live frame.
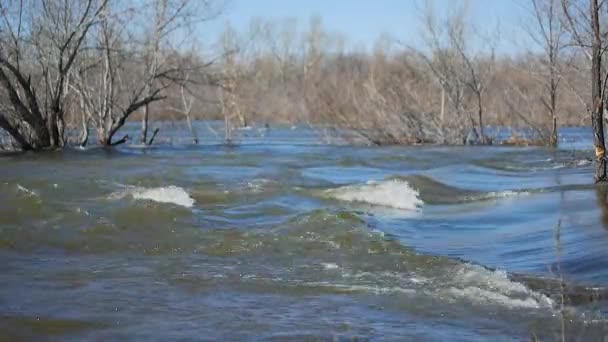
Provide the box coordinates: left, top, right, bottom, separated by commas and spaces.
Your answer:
0, 0, 602, 149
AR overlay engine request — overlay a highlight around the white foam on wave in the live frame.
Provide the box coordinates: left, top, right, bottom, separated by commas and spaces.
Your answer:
325, 180, 423, 211
445, 264, 554, 309
16, 184, 38, 197
306, 281, 417, 295
336, 264, 553, 310
575, 159, 592, 167
321, 262, 340, 270
444, 287, 545, 309
110, 185, 195, 208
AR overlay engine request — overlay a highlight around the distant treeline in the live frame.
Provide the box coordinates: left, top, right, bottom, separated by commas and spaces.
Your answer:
0, 0, 600, 150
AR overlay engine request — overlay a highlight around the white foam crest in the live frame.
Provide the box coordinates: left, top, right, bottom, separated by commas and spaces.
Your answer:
307, 281, 416, 295
325, 180, 423, 211
337, 266, 553, 309
344, 270, 429, 286
16, 184, 38, 197
444, 287, 545, 309
321, 263, 340, 270
110, 185, 195, 208
455, 265, 528, 294
575, 159, 592, 167
449, 264, 554, 309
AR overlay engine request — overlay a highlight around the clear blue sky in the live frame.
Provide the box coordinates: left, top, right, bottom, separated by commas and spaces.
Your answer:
205, 0, 533, 55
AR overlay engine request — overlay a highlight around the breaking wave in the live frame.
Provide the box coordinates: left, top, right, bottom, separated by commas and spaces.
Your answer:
323, 175, 531, 208
16, 184, 38, 197
110, 185, 195, 208
324, 179, 423, 211
444, 264, 554, 309
214, 209, 555, 312
332, 263, 553, 310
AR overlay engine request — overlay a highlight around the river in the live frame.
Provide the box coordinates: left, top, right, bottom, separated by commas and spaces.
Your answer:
1, 123, 607, 340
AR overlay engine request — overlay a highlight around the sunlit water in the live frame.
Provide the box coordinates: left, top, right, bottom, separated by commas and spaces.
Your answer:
1, 123, 607, 340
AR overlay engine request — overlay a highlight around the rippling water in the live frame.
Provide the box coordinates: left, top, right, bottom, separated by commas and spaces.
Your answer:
2, 124, 608, 340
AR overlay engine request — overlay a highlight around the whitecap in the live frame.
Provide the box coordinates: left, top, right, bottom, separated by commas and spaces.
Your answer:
575, 159, 592, 167
446, 264, 554, 309
110, 185, 195, 208
16, 184, 38, 197
325, 179, 423, 211
321, 263, 340, 270
340, 264, 553, 310
444, 287, 546, 309
306, 281, 417, 295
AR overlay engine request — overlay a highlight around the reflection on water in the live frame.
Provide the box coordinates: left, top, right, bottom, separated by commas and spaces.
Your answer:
2, 125, 608, 340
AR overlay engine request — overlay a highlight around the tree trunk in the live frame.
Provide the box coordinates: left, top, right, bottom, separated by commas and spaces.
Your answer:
185, 112, 198, 144
224, 108, 231, 143
440, 84, 445, 123
549, 50, 559, 148
551, 116, 558, 147
0, 116, 32, 150
591, 0, 607, 182
549, 82, 558, 148
79, 115, 89, 147
141, 103, 149, 144
476, 92, 486, 144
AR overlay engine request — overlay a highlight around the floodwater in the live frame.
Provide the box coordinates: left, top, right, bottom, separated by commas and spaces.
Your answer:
1, 124, 608, 340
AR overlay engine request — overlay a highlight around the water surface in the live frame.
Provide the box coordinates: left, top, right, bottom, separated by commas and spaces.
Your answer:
1, 125, 607, 340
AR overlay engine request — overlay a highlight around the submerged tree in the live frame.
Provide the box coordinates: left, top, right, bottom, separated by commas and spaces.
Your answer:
71, 0, 219, 146
561, 0, 607, 182
415, 0, 496, 145
0, 0, 223, 149
217, 23, 244, 144
530, 0, 564, 147
0, 0, 108, 150
507, 0, 565, 147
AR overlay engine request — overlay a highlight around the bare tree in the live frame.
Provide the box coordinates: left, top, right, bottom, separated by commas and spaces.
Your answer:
139, 0, 169, 145
527, 0, 565, 146
561, 0, 607, 182
168, 73, 198, 144
588, 0, 606, 181
446, 3, 498, 145
505, 0, 566, 146
72, 0, 218, 146
217, 22, 244, 144
0, 0, 108, 150
414, 0, 474, 143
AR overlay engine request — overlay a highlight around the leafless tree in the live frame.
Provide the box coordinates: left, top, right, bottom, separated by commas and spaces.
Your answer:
561, 0, 607, 182
506, 0, 566, 146
168, 73, 198, 144
414, 0, 475, 143
217, 22, 245, 144
446, 3, 498, 145
531, 0, 564, 146
0, 0, 108, 150
531, 0, 565, 147
71, 0, 220, 146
